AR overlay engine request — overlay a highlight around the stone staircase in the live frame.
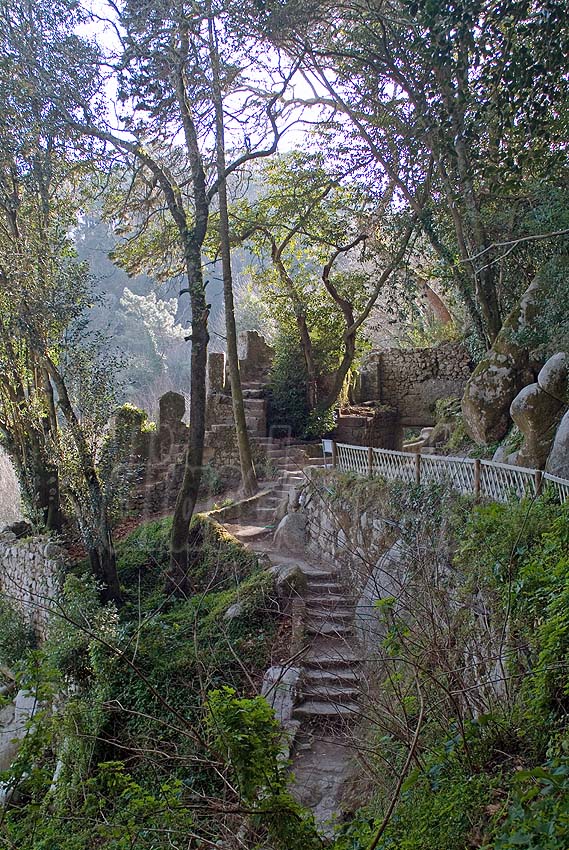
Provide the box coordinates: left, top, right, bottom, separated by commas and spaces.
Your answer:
294, 565, 361, 719
208, 380, 268, 439
286, 560, 362, 830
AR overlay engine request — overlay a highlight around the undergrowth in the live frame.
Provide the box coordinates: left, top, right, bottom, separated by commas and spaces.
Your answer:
2, 481, 569, 849
331, 492, 569, 850
0, 513, 299, 849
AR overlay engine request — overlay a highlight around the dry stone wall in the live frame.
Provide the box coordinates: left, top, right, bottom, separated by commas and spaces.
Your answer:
0, 532, 64, 639
356, 342, 473, 426
293, 468, 508, 707
333, 406, 403, 449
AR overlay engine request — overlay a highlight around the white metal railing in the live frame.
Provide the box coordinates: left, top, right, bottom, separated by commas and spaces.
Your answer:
322, 440, 569, 505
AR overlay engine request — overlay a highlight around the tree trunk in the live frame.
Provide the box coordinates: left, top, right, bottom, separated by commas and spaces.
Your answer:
209, 18, 257, 497
168, 245, 209, 594
272, 251, 319, 409
39, 367, 63, 531
43, 355, 122, 605
318, 330, 357, 413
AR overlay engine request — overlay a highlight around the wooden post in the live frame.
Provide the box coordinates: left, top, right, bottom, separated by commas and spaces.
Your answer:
331, 440, 337, 470
534, 469, 543, 497
368, 445, 373, 478
415, 451, 421, 486
474, 458, 481, 501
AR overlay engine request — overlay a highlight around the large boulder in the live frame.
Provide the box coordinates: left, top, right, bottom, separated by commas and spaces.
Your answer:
509, 353, 568, 469
273, 512, 307, 552
462, 276, 544, 444
355, 540, 408, 649
538, 352, 569, 405
511, 383, 565, 469
546, 410, 569, 479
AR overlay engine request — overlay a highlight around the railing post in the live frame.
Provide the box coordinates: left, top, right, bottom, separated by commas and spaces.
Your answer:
474, 458, 481, 501
415, 450, 421, 486
331, 440, 337, 470
368, 445, 373, 478
534, 468, 543, 497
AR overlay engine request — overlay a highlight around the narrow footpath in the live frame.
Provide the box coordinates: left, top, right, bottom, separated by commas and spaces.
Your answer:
218, 443, 364, 833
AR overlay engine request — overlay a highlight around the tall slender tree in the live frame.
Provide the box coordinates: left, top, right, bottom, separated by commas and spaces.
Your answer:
2, 0, 294, 586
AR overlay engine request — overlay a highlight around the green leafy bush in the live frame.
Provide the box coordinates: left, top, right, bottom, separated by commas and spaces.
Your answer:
207, 686, 322, 849
268, 328, 310, 437
0, 595, 35, 670
493, 758, 569, 850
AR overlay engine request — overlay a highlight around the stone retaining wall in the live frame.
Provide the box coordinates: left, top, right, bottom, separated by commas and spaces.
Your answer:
286, 468, 507, 707
356, 342, 473, 426
0, 533, 64, 639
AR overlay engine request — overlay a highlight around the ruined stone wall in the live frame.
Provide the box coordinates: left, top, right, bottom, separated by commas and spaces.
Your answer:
0, 532, 64, 639
333, 407, 403, 450
356, 342, 473, 426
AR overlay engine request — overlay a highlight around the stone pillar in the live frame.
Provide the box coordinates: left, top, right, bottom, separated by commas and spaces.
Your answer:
207, 352, 226, 394
157, 391, 187, 459
238, 331, 274, 382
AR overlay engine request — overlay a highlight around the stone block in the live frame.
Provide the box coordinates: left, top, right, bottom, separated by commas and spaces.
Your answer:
207, 352, 226, 393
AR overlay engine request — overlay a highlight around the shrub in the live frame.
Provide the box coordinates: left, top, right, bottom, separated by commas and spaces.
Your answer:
268, 329, 309, 437
493, 757, 569, 850
0, 595, 35, 670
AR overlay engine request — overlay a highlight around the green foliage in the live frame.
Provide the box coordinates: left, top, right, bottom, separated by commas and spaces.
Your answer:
323, 485, 569, 850
493, 757, 569, 850
304, 406, 336, 439
5, 758, 195, 850
45, 573, 118, 682
455, 498, 561, 589
511, 509, 569, 722
508, 234, 569, 358
378, 755, 495, 850
207, 685, 282, 800
0, 595, 35, 670
207, 686, 322, 849
0, 511, 287, 848
268, 328, 310, 437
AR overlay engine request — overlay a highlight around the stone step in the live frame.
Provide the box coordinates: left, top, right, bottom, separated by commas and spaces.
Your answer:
305, 606, 353, 620
293, 699, 360, 719
304, 641, 361, 666
279, 471, 305, 481
301, 685, 360, 703
306, 595, 351, 607
242, 389, 264, 399
306, 579, 343, 590
268, 489, 289, 499
305, 609, 353, 623
302, 569, 334, 580
303, 668, 360, 686
306, 622, 353, 638
243, 398, 266, 408
229, 524, 273, 542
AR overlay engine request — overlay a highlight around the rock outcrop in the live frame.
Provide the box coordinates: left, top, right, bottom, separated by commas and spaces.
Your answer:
462, 276, 544, 444
546, 410, 569, 479
511, 352, 568, 469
